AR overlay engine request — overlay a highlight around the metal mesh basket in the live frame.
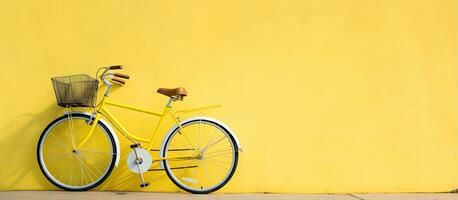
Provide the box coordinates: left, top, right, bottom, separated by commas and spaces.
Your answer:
51, 74, 98, 107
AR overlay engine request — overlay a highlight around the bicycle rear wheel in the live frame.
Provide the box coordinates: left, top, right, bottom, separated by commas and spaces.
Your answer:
162, 118, 238, 194
37, 113, 116, 191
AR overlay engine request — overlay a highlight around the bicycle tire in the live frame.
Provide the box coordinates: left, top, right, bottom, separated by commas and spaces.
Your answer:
37, 113, 117, 191
162, 118, 239, 194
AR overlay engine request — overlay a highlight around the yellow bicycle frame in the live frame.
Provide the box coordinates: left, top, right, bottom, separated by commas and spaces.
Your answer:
75, 95, 221, 161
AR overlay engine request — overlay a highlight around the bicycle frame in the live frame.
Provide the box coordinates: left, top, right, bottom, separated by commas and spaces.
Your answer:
75, 94, 221, 161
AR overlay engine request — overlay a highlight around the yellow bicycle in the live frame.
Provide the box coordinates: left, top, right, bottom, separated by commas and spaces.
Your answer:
37, 65, 242, 194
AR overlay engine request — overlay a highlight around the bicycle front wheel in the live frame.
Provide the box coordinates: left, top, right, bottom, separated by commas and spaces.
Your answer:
162, 118, 239, 194
37, 113, 117, 191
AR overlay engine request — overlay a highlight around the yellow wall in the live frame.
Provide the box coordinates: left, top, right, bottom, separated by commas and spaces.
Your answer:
0, 0, 457, 193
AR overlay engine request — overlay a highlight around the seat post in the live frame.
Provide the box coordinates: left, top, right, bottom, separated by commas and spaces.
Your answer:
166, 97, 174, 108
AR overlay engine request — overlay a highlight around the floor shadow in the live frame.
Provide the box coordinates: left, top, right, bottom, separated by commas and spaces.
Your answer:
0, 104, 62, 189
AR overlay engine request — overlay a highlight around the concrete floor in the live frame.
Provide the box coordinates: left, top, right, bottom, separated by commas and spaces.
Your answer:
1, 191, 458, 200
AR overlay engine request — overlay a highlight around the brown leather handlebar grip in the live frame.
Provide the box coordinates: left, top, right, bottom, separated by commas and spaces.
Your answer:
114, 73, 130, 79
109, 65, 123, 70
111, 78, 126, 85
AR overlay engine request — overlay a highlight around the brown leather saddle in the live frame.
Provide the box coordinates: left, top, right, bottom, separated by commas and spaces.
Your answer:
157, 87, 187, 98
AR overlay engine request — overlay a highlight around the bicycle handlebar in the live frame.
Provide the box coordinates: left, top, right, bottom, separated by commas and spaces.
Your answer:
114, 73, 130, 79
98, 65, 129, 88
111, 78, 126, 85
109, 65, 123, 70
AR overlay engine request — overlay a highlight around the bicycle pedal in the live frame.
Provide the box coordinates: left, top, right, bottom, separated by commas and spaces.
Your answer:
130, 143, 141, 149
140, 182, 150, 188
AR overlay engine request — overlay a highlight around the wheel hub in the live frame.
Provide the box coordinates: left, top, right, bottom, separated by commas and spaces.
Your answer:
72, 150, 80, 155
196, 153, 203, 160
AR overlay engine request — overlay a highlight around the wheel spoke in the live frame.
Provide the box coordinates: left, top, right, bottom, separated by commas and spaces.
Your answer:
79, 149, 116, 155
49, 132, 71, 150
80, 130, 104, 149
91, 160, 107, 175
67, 115, 77, 149
206, 157, 231, 166
205, 151, 233, 159
43, 151, 72, 159
69, 161, 73, 186
74, 155, 84, 185
198, 119, 202, 150
79, 156, 96, 184
201, 135, 226, 154
206, 159, 231, 176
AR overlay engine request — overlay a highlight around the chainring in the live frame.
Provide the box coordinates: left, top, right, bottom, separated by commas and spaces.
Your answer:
126, 147, 153, 174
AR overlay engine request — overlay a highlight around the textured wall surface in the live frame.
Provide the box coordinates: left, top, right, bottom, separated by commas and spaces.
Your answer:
0, 0, 457, 193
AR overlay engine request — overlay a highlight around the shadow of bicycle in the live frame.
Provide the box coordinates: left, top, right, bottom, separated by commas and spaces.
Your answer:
0, 104, 62, 189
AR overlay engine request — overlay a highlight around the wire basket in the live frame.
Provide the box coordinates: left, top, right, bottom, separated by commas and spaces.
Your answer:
51, 74, 98, 107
